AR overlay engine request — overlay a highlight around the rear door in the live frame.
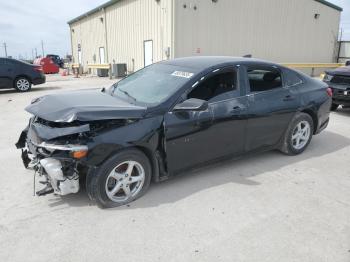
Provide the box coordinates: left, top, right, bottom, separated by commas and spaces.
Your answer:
164, 66, 248, 173
244, 65, 299, 151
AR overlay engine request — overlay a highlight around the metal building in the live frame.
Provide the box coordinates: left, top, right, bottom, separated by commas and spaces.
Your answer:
68, 0, 342, 73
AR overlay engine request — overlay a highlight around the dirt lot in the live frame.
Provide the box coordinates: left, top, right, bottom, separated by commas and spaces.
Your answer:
0, 75, 349, 262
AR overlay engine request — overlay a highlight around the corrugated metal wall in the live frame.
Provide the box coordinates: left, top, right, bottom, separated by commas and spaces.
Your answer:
174, 0, 341, 63
69, 0, 341, 71
70, 10, 106, 70
70, 0, 173, 72
105, 0, 173, 72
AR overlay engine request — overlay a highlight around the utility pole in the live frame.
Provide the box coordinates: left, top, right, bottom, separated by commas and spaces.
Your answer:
3, 42, 7, 57
41, 40, 45, 57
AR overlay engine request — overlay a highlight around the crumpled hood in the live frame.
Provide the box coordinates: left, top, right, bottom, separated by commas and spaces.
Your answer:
25, 89, 147, 122
326, 66, 350, 77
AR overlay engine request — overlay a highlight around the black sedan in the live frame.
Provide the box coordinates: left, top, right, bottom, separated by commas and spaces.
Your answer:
16, 57, 332, 208
323, 66, 350, 110
0, 57, 46, 92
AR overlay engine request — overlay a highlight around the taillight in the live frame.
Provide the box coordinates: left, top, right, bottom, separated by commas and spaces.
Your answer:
326, 87, 333, 97
33, 66, 43, 73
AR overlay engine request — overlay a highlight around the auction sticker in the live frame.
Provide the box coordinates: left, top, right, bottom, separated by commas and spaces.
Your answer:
172, 71, 194, 79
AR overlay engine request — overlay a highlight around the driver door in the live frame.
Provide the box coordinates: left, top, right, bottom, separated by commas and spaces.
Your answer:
164, 66, 248, 174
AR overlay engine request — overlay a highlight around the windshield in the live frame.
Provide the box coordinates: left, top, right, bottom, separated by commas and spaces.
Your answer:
112, 63, 196, 106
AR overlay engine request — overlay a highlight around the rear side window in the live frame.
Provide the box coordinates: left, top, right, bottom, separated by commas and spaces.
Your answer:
247, 67, 282, 92
284, 69, 303, 87
0, 59, 17, 66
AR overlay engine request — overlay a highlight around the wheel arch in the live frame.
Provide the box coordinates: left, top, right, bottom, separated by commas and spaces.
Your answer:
14, 75, 32, 85
301, 109, 318, 134
87, 144, 160, 183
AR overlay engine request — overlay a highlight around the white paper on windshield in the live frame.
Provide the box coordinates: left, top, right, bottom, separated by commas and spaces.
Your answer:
171, 71, 194, 79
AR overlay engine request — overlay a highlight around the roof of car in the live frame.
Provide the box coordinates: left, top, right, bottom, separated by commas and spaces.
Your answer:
160, 56, 275, 70
326, 66, 350, 76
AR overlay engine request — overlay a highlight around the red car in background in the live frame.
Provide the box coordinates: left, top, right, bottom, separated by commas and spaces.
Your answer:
33, 57, 59, 74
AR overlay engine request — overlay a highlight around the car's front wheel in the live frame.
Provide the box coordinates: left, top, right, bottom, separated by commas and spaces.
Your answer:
14, 77, 31, 92
89, 149, 152, 208
280, 113, 314, 155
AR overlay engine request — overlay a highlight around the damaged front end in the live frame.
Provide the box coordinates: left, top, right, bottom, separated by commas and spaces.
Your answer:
16, 117, 91, 196
16, 116, 129, 197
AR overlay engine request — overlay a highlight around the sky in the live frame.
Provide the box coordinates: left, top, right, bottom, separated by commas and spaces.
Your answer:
0, 0, 349, 59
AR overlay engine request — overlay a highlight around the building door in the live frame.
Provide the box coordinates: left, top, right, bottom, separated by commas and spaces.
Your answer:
99, 47, 105, 64
144, 40, 153, 67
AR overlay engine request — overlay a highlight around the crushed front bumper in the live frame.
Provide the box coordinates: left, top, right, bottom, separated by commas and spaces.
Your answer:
16, 123, 87, 196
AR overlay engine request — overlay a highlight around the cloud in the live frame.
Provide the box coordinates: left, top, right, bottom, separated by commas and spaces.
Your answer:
0, 0, 106, 59
0, 23, 15, 31
329, 0, 350, 39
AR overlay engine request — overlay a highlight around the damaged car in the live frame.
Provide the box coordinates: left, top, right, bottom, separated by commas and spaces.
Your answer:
323, 65, 350, 111
16, 57, 332, 208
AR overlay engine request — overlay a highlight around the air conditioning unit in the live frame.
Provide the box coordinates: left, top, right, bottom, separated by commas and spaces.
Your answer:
113, 63, 127, 78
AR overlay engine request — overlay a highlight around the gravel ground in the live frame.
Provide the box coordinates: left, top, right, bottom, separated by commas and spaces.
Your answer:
0, 75, 349, 262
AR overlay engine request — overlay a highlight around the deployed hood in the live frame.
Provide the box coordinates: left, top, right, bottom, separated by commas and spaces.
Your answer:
326, 66, 350, 77
26, 90, 147, 122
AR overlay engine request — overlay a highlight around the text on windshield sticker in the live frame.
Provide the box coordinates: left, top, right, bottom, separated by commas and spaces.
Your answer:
171, 71, 194, 79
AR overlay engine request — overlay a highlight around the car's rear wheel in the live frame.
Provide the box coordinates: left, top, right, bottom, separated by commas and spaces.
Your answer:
331, 103, 339, 111
89, 149, 152, 208
14, 77, 31, 92
280, 113, 314, 155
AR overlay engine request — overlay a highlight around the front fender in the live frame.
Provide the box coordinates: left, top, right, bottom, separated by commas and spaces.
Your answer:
85, 116, 163, 167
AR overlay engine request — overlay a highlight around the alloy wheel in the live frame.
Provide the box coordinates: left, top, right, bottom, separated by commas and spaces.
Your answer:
291, 120, 311, 150
105, 161, 145, 203
16, 78, 30, 91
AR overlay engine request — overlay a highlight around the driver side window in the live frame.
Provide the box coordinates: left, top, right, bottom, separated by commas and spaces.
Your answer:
188, 68, 237, 102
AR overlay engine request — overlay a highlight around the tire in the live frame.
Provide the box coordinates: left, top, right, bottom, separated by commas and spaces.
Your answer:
280, 112, 314, 156
88, 149, 152, 208
331, 103, 339, 111
14, 77, 31, 92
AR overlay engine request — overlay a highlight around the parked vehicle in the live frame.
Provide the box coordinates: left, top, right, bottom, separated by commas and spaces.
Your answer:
46, 54, 64, 68
0, 57, 45, 92
323, 66, 350, 110
16, 57, 332, 208
33, 57, 59, 74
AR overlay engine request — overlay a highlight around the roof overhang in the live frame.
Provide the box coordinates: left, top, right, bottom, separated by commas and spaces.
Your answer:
67, 0, 121, 25
314, 0, 343, 12
67, 0, 343, 25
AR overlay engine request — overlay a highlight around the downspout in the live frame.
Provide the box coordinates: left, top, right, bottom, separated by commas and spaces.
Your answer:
171, 0, 175, 59
103, 8, 109, 64
69, 24, 74, 63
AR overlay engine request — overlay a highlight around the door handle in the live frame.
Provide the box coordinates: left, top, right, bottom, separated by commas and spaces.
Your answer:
230, 106, 243, 114
283, 95, 295, 101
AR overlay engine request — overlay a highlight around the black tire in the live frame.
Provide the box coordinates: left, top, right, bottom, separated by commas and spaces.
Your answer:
331, 103, 339, 111
14, 77, 31, 92
88, 149, 152, 208
280, 112, 314, 156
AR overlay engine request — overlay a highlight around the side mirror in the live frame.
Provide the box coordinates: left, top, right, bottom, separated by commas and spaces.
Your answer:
173, 98, 208, 112
346, 61, 350, 67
